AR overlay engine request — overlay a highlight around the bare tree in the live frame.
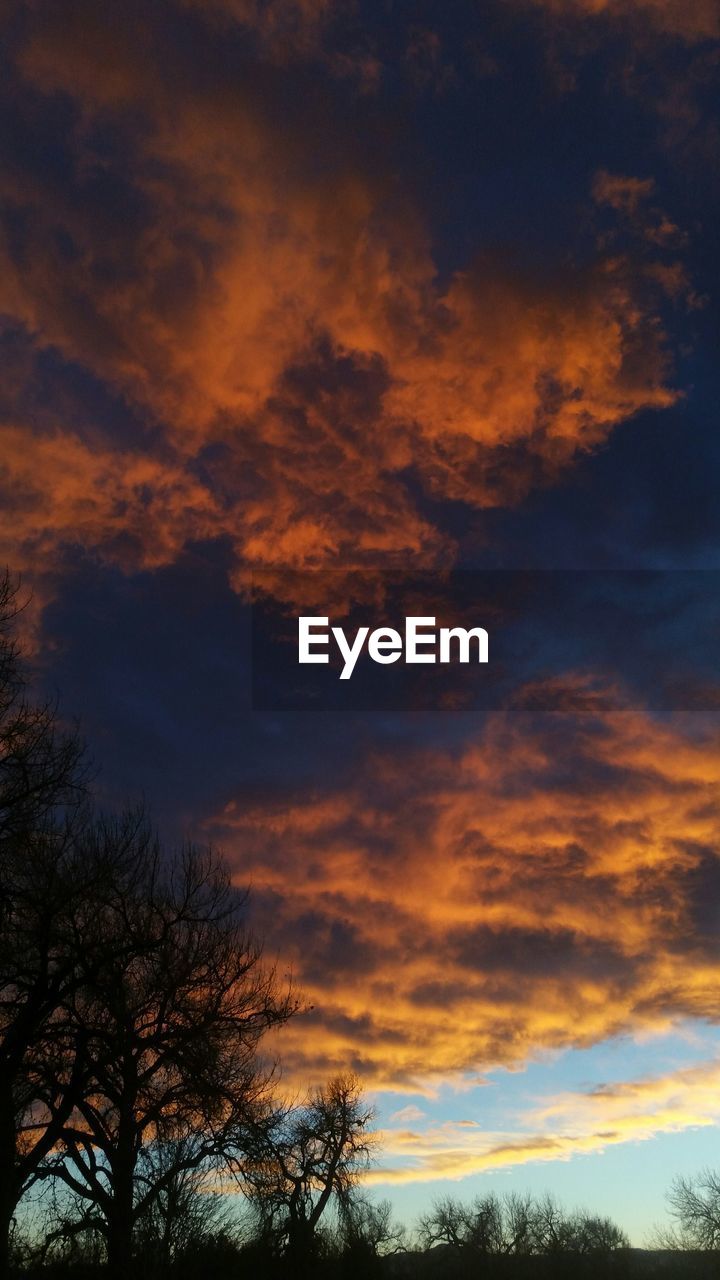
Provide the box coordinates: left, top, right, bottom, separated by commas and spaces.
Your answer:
533, 1193, 629, 1255
418, 1194, 474, 1253
336, 1195, 407, 1260
570, 1210, 629, 1255
244, 1073, 375, 1271
419, 1191, 628, 1260
653, 1169, 720, 1250
419, 1192, 535, 1256
132, 1140, 240, 1272
0, 572, 88, 1280
36, 821, 295, 1278
533, 1192, 579, 1254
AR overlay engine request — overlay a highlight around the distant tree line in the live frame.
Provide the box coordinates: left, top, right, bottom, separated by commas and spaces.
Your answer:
2, 569, 720, 1280
418, 1191, 629, 1257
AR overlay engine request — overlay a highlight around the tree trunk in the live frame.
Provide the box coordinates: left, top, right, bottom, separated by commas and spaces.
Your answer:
106, 1158, 135, 1279
0, 1196, 12, 1280
106, 1211, 133, 1280
287, 1218, 315, 1280
0, 1086, 18, 1280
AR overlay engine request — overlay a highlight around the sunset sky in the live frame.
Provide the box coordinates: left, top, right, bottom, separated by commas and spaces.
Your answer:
2, 0, 720, 1244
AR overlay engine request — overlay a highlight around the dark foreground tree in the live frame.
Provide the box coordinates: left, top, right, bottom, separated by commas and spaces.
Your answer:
36, 818, 295, 1278
132, 1140, 240, 1272
244, 1073, 375, 1273
0, 573, 88, 1280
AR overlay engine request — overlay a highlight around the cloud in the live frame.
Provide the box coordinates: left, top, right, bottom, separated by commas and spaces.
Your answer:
525, 0, 720, 42
372, 1057, 720, 1184
0, 3, 680, 615
207, 684, 720, 1087
592, 172, 657, 217
389, 1105, 428, 1125
592, 172, 691, 260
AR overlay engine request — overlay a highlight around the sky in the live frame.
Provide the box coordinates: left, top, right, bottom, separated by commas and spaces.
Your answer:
2, 0, 720, 1246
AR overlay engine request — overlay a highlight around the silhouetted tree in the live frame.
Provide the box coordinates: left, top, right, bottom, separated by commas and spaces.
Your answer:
533, 1192, 579, 1254
132, 1140, 240, 1274
419, 1192, 536, 1256
570, 1211, 629, 1255
244, 1073, 375, 1274
0, 573, 88, 1280
334, 1195, 406, 1276
36, 821, 294, 1279
534, 1193, 629, 1255
419, 1191, 629, 1262
654, 1169, 720, 1250
418, 1194, 473, 1254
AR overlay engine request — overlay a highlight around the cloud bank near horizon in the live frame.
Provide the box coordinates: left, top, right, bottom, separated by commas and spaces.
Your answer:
372, 1055, 720, 1184
208, 684, 720, 1092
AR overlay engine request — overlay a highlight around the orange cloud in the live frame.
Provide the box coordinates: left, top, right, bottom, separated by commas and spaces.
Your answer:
592, 172, 657, 216
0, 427, 220, 572
207, 686, 720, 1088
0, 4, 680, 610
593, 171, 689, 257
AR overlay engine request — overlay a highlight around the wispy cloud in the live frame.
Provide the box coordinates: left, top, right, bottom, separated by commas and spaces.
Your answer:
372, 1057, 720, 1184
